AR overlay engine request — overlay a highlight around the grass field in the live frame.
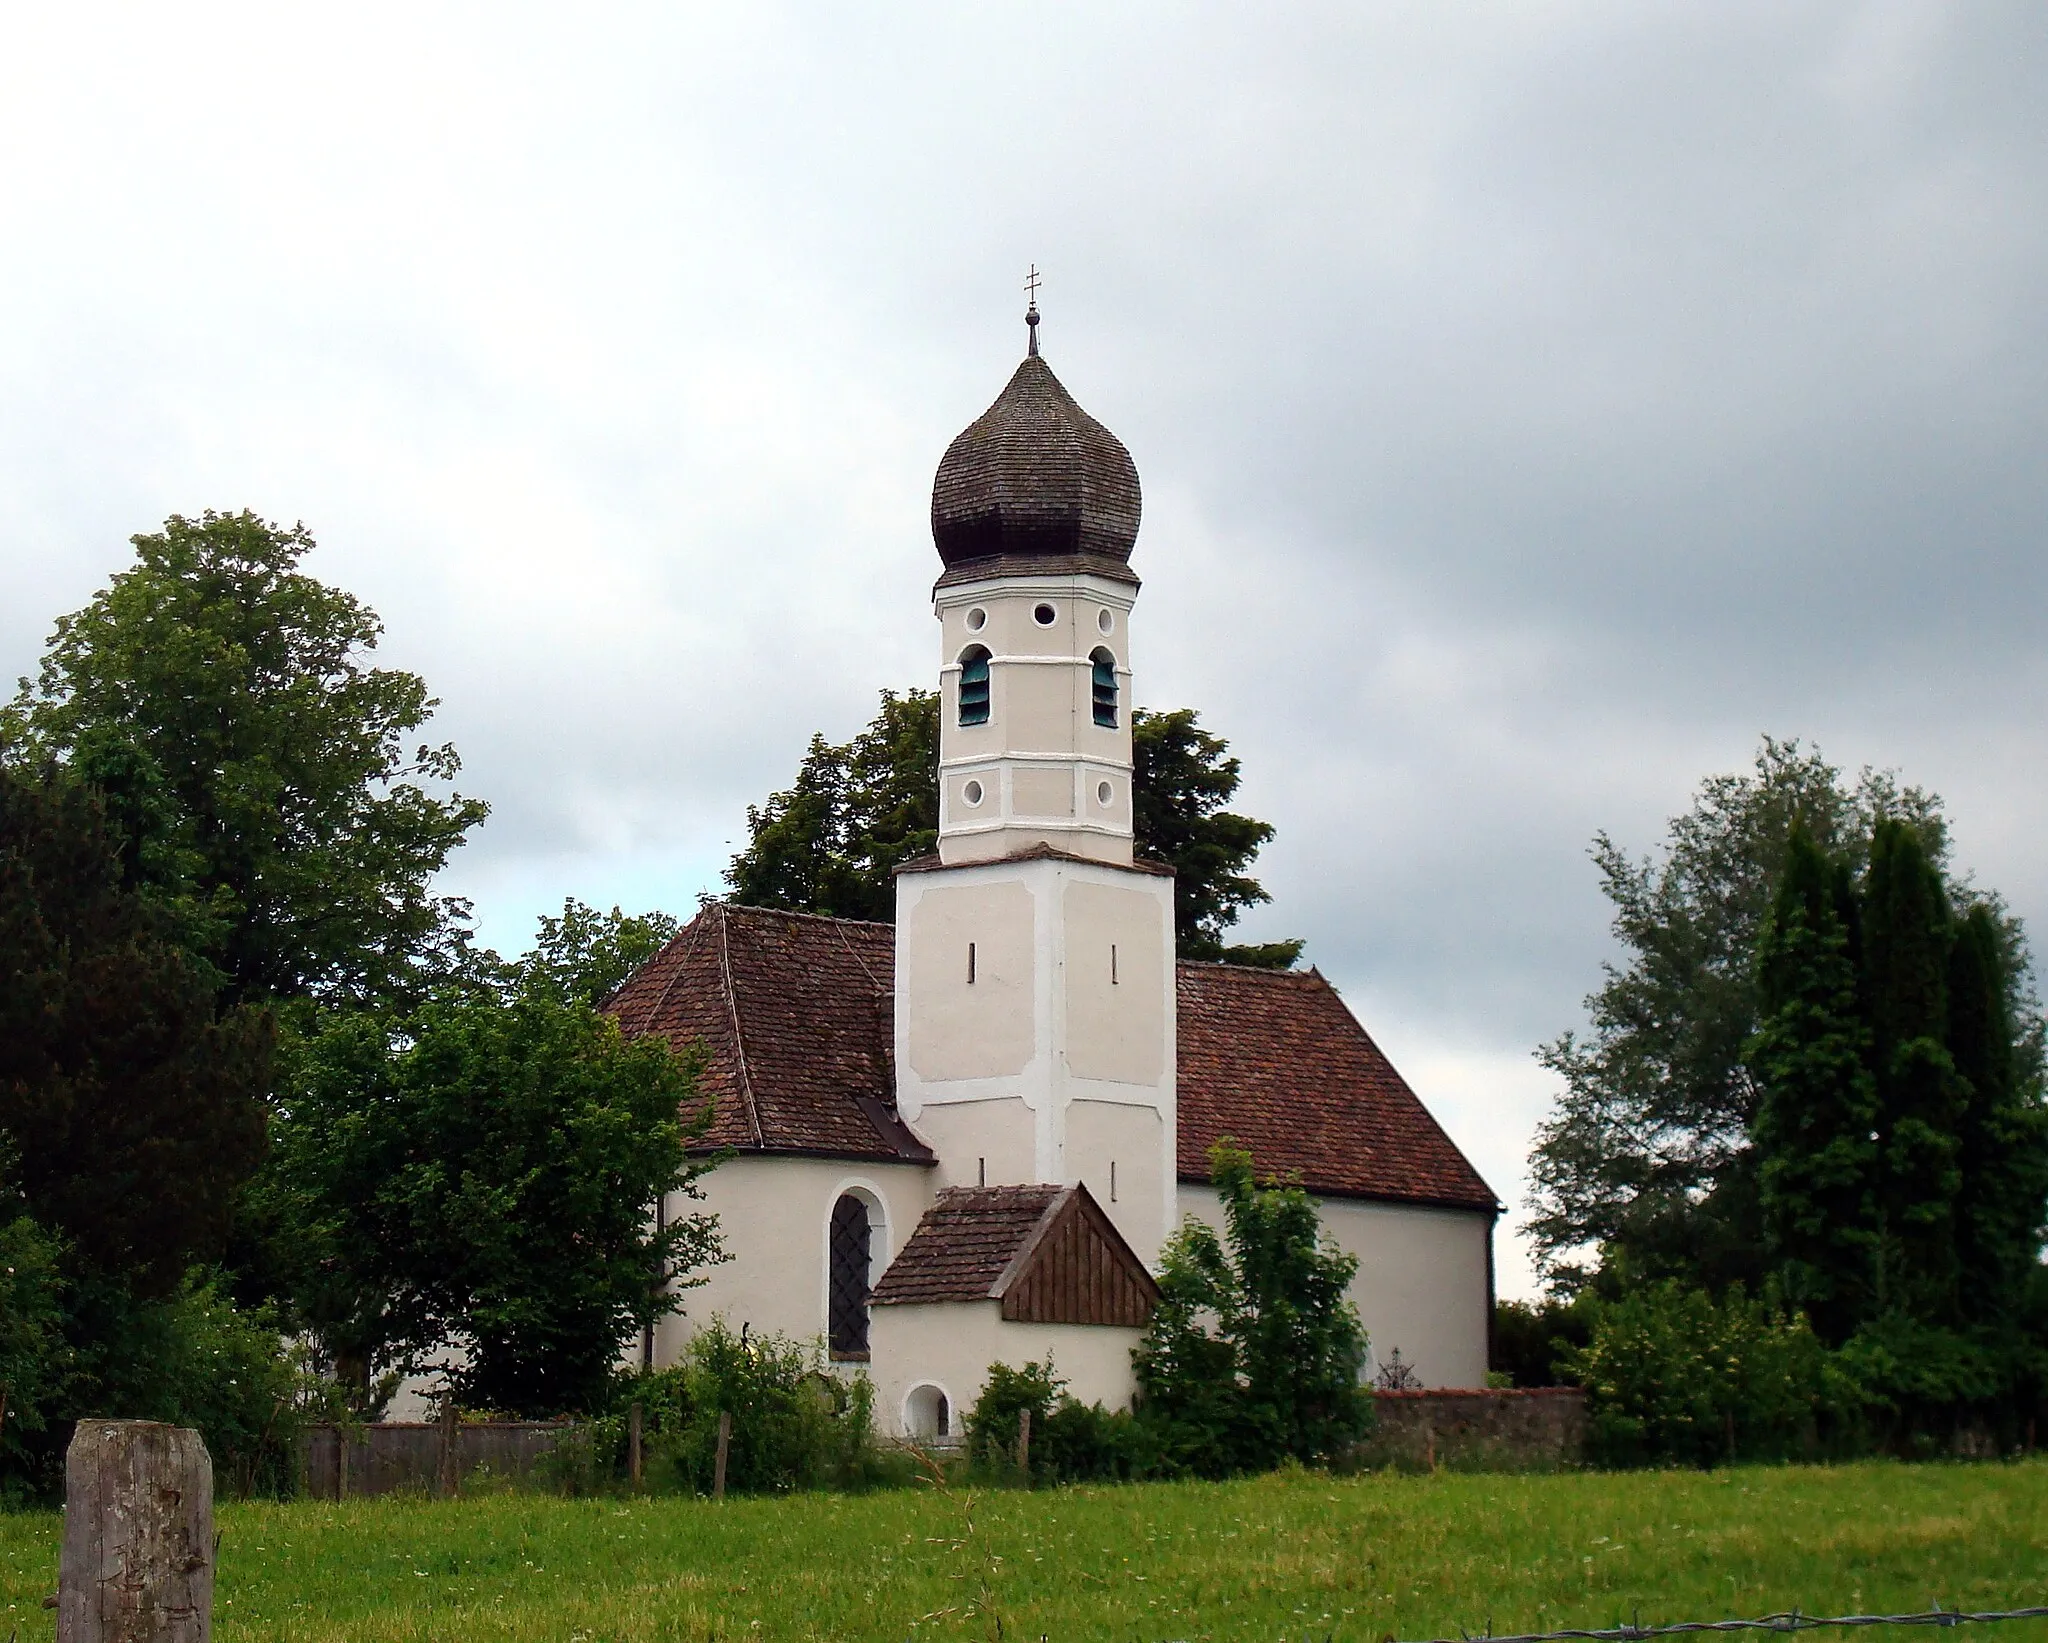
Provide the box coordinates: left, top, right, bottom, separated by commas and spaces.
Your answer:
3, 1462, 2046, 1643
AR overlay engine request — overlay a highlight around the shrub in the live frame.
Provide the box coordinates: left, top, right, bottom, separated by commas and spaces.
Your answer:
1491, 1296, 1593, 1387
1134, 1140, 1372, 1476
1558, 1280, 1850, 1466
590, 1319, 898, 1496
962, 1360, 1151, 1485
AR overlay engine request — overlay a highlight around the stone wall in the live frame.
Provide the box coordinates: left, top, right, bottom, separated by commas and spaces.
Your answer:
1353, 1388, 1586, 1472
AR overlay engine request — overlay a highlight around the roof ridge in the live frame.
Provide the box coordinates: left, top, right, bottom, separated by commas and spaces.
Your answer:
1176, 958, 1323, 981
717, 900, 893, 934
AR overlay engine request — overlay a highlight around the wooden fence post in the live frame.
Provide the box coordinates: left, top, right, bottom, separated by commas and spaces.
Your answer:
58, 1420, 213, 1643
712, 1410, 732, 1501
628, 1402, 643, 1488
438, 1402, 459, 1498
1016, 1407, 1031, 1483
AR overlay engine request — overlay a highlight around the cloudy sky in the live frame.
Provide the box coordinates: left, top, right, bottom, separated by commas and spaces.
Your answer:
4, 3, 2043, 1296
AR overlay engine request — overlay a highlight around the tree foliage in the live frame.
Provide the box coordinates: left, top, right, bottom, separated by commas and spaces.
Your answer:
0, 764, 270, 1298
1557, 1280, 1847, 1467
1528, 738, 1959, 1288
6, 510, 488, 1004
262, 920, 722, 1416
727, 691, 1300, 966
1134, 1139, 1370, 1473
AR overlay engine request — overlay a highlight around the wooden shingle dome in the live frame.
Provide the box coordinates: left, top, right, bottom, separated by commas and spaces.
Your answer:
930, 353, 1142, 580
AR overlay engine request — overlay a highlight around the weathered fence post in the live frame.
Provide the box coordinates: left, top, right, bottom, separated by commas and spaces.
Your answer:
437, 1402, 459, 1498
58, 1420, 213, 1643
712, 1410, 732, 1501
1016, 1407, 1031, 1482
628, 1402, 644, 1488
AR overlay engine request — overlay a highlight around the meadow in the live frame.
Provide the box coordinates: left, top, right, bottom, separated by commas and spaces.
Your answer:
3, 1461, 2046, 1643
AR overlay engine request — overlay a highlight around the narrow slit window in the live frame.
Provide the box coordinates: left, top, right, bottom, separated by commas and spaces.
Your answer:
959, 647, 991, 726
967, 941, 977, 983
1090, 648, 1118, 728
1111, 943, 1119, 984
1110, 1160, 1118, 1203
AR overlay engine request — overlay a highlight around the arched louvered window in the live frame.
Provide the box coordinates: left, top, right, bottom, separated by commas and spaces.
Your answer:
1090, 649, 1118, 728
958, 647, 991, 727
828, 1194, 873, 1359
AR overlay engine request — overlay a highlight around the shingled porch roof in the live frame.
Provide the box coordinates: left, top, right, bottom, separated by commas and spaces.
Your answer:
606, 902, 1496, 1212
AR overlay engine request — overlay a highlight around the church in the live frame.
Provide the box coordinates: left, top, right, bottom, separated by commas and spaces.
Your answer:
606, 304, 1498, 1440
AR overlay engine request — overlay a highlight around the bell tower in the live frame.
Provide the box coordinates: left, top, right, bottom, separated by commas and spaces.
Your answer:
894, 295, 1178, 1265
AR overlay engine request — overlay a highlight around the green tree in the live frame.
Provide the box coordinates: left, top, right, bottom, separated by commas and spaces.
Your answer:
522, 898, 682, 1008
1948, 904, 2048, 1322
1861, 818, 1966, 1321
1529, 739, 1945, 1290
7, 510, 489, 1004
728, 692, 1300, 965
1747, 820, 1880, 1340
0, 1206, 65, 1473
0, 764, 270, 1298
1134, 1139, 1369, 1473
1131, 708, 1301, 967
264, 945, 722, 1416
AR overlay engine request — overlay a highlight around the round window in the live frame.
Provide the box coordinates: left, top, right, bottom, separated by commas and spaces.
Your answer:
1096, 781, 1114, 807
1033, 602, 1057, 626
962, 780, 984, 807
965, 607, 987, 632
1097, 608, 1114, 635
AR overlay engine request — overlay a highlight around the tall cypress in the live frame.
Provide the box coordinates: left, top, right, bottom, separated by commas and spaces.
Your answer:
1947, 904, 2048, 1322
1861, 819, 1966, 1322
1748, 820, 1880, 1341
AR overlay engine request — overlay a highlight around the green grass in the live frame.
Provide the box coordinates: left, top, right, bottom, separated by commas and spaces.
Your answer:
3, 1462, 2046, 1642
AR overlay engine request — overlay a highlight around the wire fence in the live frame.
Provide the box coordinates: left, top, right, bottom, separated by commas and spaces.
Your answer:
1406, 1608, 2048, 1643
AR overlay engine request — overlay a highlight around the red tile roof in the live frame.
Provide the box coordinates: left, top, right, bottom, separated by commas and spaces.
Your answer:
872, 1183, 1159, 1325
1177, 962, 1497, 1211
608, 903, 1495, 1212
870, 1185, 1065, 1304
606, 904, 929, 1163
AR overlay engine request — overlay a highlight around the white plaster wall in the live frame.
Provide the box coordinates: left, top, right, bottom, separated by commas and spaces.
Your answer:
1064, 1100, 1168, 1267
896, 853, 1177, 1254
934, 572, 1136, 867
869, 1300, 1144, 1438
649, 1156, 935, 1367
1175, 1186, 1493, 1390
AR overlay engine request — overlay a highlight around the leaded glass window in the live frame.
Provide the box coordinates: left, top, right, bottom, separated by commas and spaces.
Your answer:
828, 1194, 872, 1359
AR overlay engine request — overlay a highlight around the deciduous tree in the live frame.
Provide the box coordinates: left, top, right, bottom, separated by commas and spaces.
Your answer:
7, 511, 488, 1004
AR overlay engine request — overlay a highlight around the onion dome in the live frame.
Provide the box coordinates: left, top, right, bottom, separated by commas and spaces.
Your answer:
931, 316, 1141, 582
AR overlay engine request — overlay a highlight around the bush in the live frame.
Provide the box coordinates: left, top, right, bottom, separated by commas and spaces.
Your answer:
1558, 1280, 1851, 1466
586, 1319, 899, 1496
1491, 1297, 1593, 1387
962, 1360, 1152, 1485
1133, 1140, 1372, 1476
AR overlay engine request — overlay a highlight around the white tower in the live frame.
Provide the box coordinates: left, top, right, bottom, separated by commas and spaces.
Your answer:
894, 302, 1178, 1265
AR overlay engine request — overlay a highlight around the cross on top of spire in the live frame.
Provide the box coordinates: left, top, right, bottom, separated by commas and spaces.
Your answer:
1024, 264, 1042, 358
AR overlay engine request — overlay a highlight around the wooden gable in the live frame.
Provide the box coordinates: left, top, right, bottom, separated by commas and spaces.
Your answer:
995, 1186, 1159, 1328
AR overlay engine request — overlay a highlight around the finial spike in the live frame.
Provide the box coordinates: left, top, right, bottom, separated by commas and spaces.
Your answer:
1024, 263, 1042, 357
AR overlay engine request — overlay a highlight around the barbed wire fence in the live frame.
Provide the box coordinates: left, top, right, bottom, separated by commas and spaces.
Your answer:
1401, 1606, 2048, 1643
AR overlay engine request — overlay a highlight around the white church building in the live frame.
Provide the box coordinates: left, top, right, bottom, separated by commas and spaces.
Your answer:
607, 310, 1498, 1440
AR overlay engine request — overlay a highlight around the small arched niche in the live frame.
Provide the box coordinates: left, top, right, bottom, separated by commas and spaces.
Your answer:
904, 1383, 952, 1443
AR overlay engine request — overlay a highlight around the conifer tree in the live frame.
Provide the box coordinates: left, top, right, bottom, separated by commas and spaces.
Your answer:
1861, 819, 1966, 1321
1747, 821, 1879, 1341
1946, 903, 2048, 1321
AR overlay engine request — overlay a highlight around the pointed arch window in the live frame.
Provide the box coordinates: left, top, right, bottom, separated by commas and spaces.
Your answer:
828, 1194, 873, 1360
1090, 649, 1118, 728
958, 647, 991, 726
